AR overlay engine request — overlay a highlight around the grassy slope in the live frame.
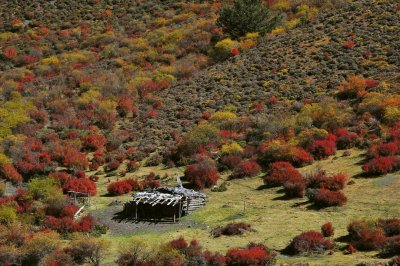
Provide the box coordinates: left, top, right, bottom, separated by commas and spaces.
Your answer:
91, 149, 400, 265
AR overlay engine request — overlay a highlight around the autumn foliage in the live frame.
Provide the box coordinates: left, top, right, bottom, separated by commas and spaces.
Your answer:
184, 155, 220, 189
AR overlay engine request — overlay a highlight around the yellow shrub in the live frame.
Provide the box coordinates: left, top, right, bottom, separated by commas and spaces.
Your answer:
210, 111, 238, 130
42, 55, 60, 65
221, 142, 244, 155
285, 18, 301, 30
384, 107, 400, 124
271, 26, 286, 35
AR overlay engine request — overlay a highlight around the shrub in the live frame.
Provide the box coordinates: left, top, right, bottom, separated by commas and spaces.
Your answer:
345, 244, 356, 254
51, 172, 73, 186
308, 139, 336, 160
220, 155, 243, 170
334, 128, 358, 149
307, 189, 347, 207
321, 222, 335, 237
383, 235, 400, 255
225, 243, 276, 266
178, 124, 221, 157
141, 173, 160, 190
66, 237, 110, 266
217, 0, 280, 39
336, 76, 367, 99
28, 177, 63, 202
347, 220, 386, 250
203, 251, 226, 266
63, 178, 96, 196
61, 204, 80, 218
285, 231, 334, 255
263, 161, 302, 187
184, 156, 220, 189
231, 160, 260, 179
389, 256, 400, 266
378, 218, 400, 237
362, 156, 400, 176
374, 142, 400, 157
0, 180, 5, 196
0, 205, 17, 225
259, 141, 313, 167
307, 170, 348, 191
105, 161, 121, 172
283, 175, 307, 198
0, 164, 23, 183
107, 180, 133, 196
82, 133, 107, 151
210, 222, 253, 238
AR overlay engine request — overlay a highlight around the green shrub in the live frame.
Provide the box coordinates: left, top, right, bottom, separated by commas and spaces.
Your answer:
0, 205, 17, 225
216, 0, 280, 39
0, 179, 5, 196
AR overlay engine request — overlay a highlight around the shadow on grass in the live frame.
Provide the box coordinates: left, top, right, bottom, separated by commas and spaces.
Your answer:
256, 184, 278, 190
112, 210, 180, 224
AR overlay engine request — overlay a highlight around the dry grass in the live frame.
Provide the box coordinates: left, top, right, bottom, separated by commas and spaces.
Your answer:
96, 149, 400, 265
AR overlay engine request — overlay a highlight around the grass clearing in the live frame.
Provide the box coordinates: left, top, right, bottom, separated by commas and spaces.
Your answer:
93, 149, 400, 265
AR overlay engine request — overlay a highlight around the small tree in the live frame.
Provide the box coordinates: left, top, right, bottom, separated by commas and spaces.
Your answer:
216, 0, 280, 39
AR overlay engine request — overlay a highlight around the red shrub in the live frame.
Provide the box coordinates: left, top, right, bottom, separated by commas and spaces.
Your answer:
308, 139, 336, 160
291, 148, 314, 167
1, 163, 23, 183
169, 237, 189, 252
184, 156, 220, 189
283, 175, 307, 198
220, 155, 243, 170
347, 221, 387, 250
3, 46, 17, 59
61, 204, 80, 218
107, 180, 133, 195
365, 79, 380, 88
82, 133, 107, 151
375, 142, 400, 157
307, 189, 347, 207
263, 161, 302, 187
105, 161, 121, 172
72, 215, 94, 232
345, 244, 356, 254
335, 128, 358, 149
321, 222, 335, 237
44, 216, 74, 233
63, 178, 96, 196
51, 172, 73, 186
60, 146, 89, 170
343, 41, 355, 48
225, 243, 276, 266
231, 160, 260, 179
307, 170, 348, 191
231, 48, 240, 57
203, 251, 226, 266
141, 174, 160, 189
285, 231, 335, 255
126, 178, 144, 191
378, 218, 400, 237
362, 156, 400, 176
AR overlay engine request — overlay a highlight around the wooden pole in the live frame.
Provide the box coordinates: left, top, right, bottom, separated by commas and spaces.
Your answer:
135, 203, 138, 220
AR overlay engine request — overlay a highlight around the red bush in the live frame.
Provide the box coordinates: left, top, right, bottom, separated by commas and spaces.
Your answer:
61, 204, 80, 218
285, 231, 335, 255
343, 41, 355, 48
63, 178, 96, 196
225, 243, 276, 266
220, 155, 243, 170
307, 189, 347, 207
347, 221, 387, 250
107, 180, 133, 195
307, 170, 348, 191
0, 163, 23, 183
60, 146, 89, 170
345, 244, 356, 254
50, 172, 72, 187
375, 142, 399, 157
203, 251, 226, 266
72, 215, 94, 232
362, 156, 400, 176
334, 128, 358, 149
184, 156, 220, 189
105, 161, 121, 172
291, 148, 314, 167
169, 237, 189, 252
126, 178, 144, 191
321, 222, 335, 237
263, 161, 302, 187
82, 133, 107, 151
378, 219, 400, 237
231, 160, 260, 179
308, 139, 336, 160
3, 46, 17, 59
283, 175, 307, 198
231, 48, 240, 57
141, 173, 160, 190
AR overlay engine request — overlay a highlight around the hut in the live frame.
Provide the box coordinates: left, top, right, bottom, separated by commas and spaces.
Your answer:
123, 177, 207, 222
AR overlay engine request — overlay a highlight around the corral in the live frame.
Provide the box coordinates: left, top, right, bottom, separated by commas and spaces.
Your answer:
123, 178, 207, 222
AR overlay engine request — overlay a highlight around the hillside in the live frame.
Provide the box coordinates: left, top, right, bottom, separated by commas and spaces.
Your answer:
141, 0, 400, 153
0, 0, 400, 265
